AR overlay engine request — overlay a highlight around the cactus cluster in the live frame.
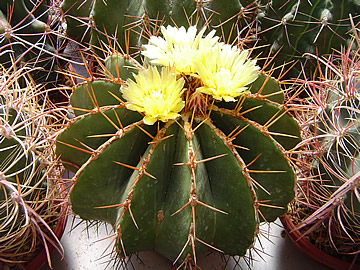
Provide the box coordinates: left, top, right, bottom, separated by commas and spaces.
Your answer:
255, 0, 360, 76
60, 0, 244, 54
61, 0, 360, 78
289, 43, 360, 262
0, 0, 357, 267
56, 25, 300, 266
0, 64, 66, 268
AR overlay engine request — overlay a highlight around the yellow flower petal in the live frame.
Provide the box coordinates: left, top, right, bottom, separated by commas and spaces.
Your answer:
195, 44, 259, 101
121, 67, 185, 125
143, 115, 157, 125
142, 25, 219, 75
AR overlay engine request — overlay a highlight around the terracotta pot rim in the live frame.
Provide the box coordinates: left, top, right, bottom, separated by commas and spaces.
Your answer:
280, 214, 360, 270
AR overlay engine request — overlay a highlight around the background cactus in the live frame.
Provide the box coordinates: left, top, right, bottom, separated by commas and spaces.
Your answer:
0, 64, 67, 268
286, 41, 360, 265
61, 0, 360, 78
60, 0, 253, 55
255, 0, 360, 77
0, 0, 67, 88
56, 26, 301, 267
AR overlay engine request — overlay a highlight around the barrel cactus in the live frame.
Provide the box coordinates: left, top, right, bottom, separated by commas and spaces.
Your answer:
288, 43, 360, 262
56, 25, 301, 267
255, 0, 360, 76
0, 65, 66, 268
60, 0, 245, 53
61, 0, 360, 78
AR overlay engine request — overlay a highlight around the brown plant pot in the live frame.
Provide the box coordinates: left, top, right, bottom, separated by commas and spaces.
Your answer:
280, 215, 360, 270
24, 199, 69, 270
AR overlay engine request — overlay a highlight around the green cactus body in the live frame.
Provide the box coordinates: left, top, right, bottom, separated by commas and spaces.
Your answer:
104, 53, 140, 82
257, 0, 360, 75
61, 0, 247, 53
89, 0, 144, 52
60, 0, 93, 43
0, 0, 63, 85
62, 0, 359, 79
56, 27, 300, 264
144, 0, 259, 43
61, 0, 145, 54
0, 108, 35, 181
0, 0, 49, 60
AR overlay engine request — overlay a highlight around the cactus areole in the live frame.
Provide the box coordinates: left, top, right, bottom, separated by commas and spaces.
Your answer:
56, 26, 300, 265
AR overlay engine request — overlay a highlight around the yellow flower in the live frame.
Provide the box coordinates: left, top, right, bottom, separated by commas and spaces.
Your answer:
195, 44, 259, 102
121, 67, 185, 125
142, 25, 219, 75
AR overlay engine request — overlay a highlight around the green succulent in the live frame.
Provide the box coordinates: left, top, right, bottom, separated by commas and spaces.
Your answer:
0, 0, 64, 86
61, 0, 359, 78
56, 26, 300, 267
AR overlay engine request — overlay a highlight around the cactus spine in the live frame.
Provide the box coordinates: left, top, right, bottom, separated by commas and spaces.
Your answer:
0, 0, 66, 86
0, 65, 65, 268
289, 42, 360, 263
256, 0, 360, 75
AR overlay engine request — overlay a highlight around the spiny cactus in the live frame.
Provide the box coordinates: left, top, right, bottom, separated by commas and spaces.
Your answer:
61, 0, 255, 56
61, 0, 143, 55
61, 0, 359, 78
56, 25, 301, 267
0, 65, 66, 269
287, 42, 360, 263
0, 0, 67, 86
255, 0, 360, 76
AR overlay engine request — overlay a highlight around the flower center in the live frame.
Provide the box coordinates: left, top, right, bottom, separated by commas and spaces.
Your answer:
184, 76, 209, 117
150, 89, 164, 99
215, 68, 232, 85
